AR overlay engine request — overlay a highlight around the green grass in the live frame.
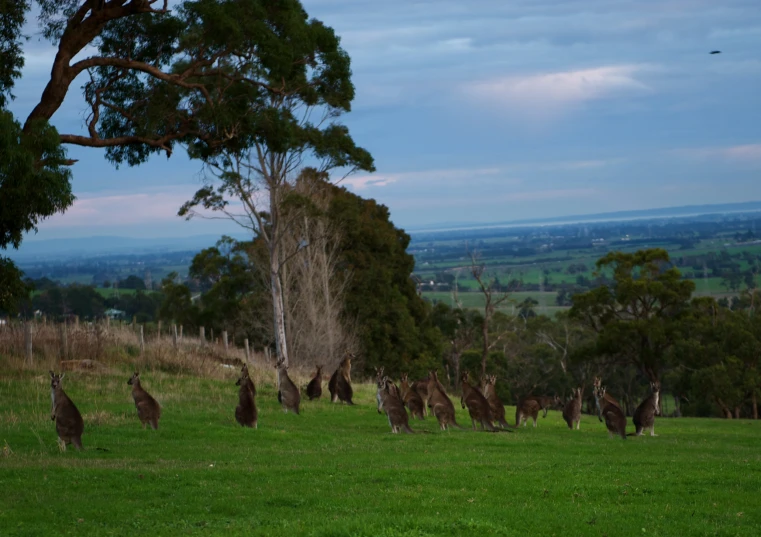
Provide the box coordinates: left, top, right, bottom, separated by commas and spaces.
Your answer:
1, 366, 760, 536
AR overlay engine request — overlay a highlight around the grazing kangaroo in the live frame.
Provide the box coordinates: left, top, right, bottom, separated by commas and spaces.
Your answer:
400, 373, 425, 420
594, 385, 627, 439
481, 375, 511, 429
562, 387, 583, 430
460, 371, 497, 431
523, 395, 555, 418
411, 374, 430, 416
49, 371, 84, 451
275, 358, 301, 414
127, 372, 161, 430
632, 381, 661, 436
515, 397, 542, 428
306, 365, 323, 401
234, 364, 258, 428
328, 352, 354, 405
376, 376, 416, 434
425, 370, 464, 431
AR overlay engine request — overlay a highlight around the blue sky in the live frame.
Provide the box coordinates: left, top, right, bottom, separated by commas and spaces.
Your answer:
8, 0, 761, 242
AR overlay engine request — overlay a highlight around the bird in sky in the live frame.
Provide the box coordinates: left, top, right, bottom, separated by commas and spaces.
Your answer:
710, 50, 722, 54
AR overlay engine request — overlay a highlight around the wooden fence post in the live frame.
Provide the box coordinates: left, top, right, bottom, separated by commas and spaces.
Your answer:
24, 322, 33, 364
264, 347, 270, 363
139, 325, 145, 355
179, 325, 183, 340
210, 328, 214, 344
199, 326, 205, 345
59, 323, 68, 361
222, 331, 228, 354
172, 324, 178, 350
157, 320, 162, 339
74, 315, 79, 329
244, 338, 250, 362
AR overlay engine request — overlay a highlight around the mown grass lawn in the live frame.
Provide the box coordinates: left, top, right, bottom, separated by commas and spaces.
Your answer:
1, 365, 760, 537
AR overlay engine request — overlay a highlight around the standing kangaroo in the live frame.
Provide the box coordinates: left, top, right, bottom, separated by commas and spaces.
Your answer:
234, 364, 258, 428
275, 358, 301, 414
481, 375, 512, 429
632, 381, 661, 436
411, 374, 430, 416
328, 352, 354, 405
562, 387, 583, 430
460, 371, 497, 431
49, 371, 84, 451
593, 376, 622, 413
376, 376, 416, 434
306, 365, 323, 401
594, 384, 627, 439
400, 373, 425, 420
127, 371, 161, 430
426, 370, 464, 431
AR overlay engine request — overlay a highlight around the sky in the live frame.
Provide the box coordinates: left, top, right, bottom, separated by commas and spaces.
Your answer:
6, 0, 761, 243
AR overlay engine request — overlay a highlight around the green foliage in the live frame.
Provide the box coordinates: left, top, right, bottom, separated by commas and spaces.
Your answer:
571, 249, 695, 380
120, 275, 147, 290
328, 187, 441, 376
0, 0, 27, 106
158, 272, 198, 327
2, 368, 760, 536
0, 256, 30, 313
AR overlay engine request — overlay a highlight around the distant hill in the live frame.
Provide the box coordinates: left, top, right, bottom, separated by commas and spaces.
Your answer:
3, 234, 249, 262
408, 201, 761, 233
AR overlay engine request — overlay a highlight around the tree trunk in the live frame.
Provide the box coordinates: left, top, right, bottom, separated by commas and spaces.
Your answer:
734, 406, 741, 420
481, 318, 489, 378
752, 392, 758, 420
717, 398, 733, 418
270, 246, 289, 366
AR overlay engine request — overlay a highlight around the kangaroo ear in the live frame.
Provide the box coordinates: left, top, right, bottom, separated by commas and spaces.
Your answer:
60, 373, 65, 380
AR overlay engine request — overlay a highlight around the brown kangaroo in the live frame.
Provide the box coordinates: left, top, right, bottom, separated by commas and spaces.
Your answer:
426, 370, 464, 431
522, 395, 555, 418
376, 376, 415, 434
515, 397, 542, 428
49, 371, 84, 451
127, 371, 161, 430
460, 371, 497, 431
400, 373, 425, 420
275, 358, 301, 414
411, 374, 430, 416
306, 365, 323, 401
594, 385, 627, 439
328, 352, 354, 405
632, 381, 661, 436
481, 375, 512, 429
562, 387, 583, 430
593, 376, 622, 414
234, 364, 258, 428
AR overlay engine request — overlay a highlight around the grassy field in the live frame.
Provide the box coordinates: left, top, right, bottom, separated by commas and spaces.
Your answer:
1, 362, 760, 536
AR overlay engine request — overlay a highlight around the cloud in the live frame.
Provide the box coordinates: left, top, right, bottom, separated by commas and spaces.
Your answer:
672, 143, 761, 161
342, 167, 510, 191
463, 65, 654, 120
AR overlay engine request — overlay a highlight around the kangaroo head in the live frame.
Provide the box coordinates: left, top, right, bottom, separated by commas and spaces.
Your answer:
127, 371, 140, 386
400, 372, 408, 383
593, 376, 602, 389
236, 365, 250, 386
275, 358, 286, 371
488, 375, 497, 386
576, 387, 583, 400
50, 371, 64, 390
460, 370, 470, 384
651, 381, 661, 415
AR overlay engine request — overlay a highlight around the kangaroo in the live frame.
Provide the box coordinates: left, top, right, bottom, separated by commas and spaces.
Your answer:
127, 371, 161, 430
562, 387, 583, 430
399, 373, 425, 420
411, 374, 430, 416
522, 395, 555, 418
306, 365, 323, 401
328, 352, 354, 405
275, 358, 301, 414
49, 371, 84, 451
632, 381, 661, 436
481, 375, 512, 429
425, 370, 464, 431
515, 397, 542, 428
460, 371, 497, 431
377, 376, 416, 434
593, 376, 622, 415
234, 364, 258, 428
594, 385, 627, 439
